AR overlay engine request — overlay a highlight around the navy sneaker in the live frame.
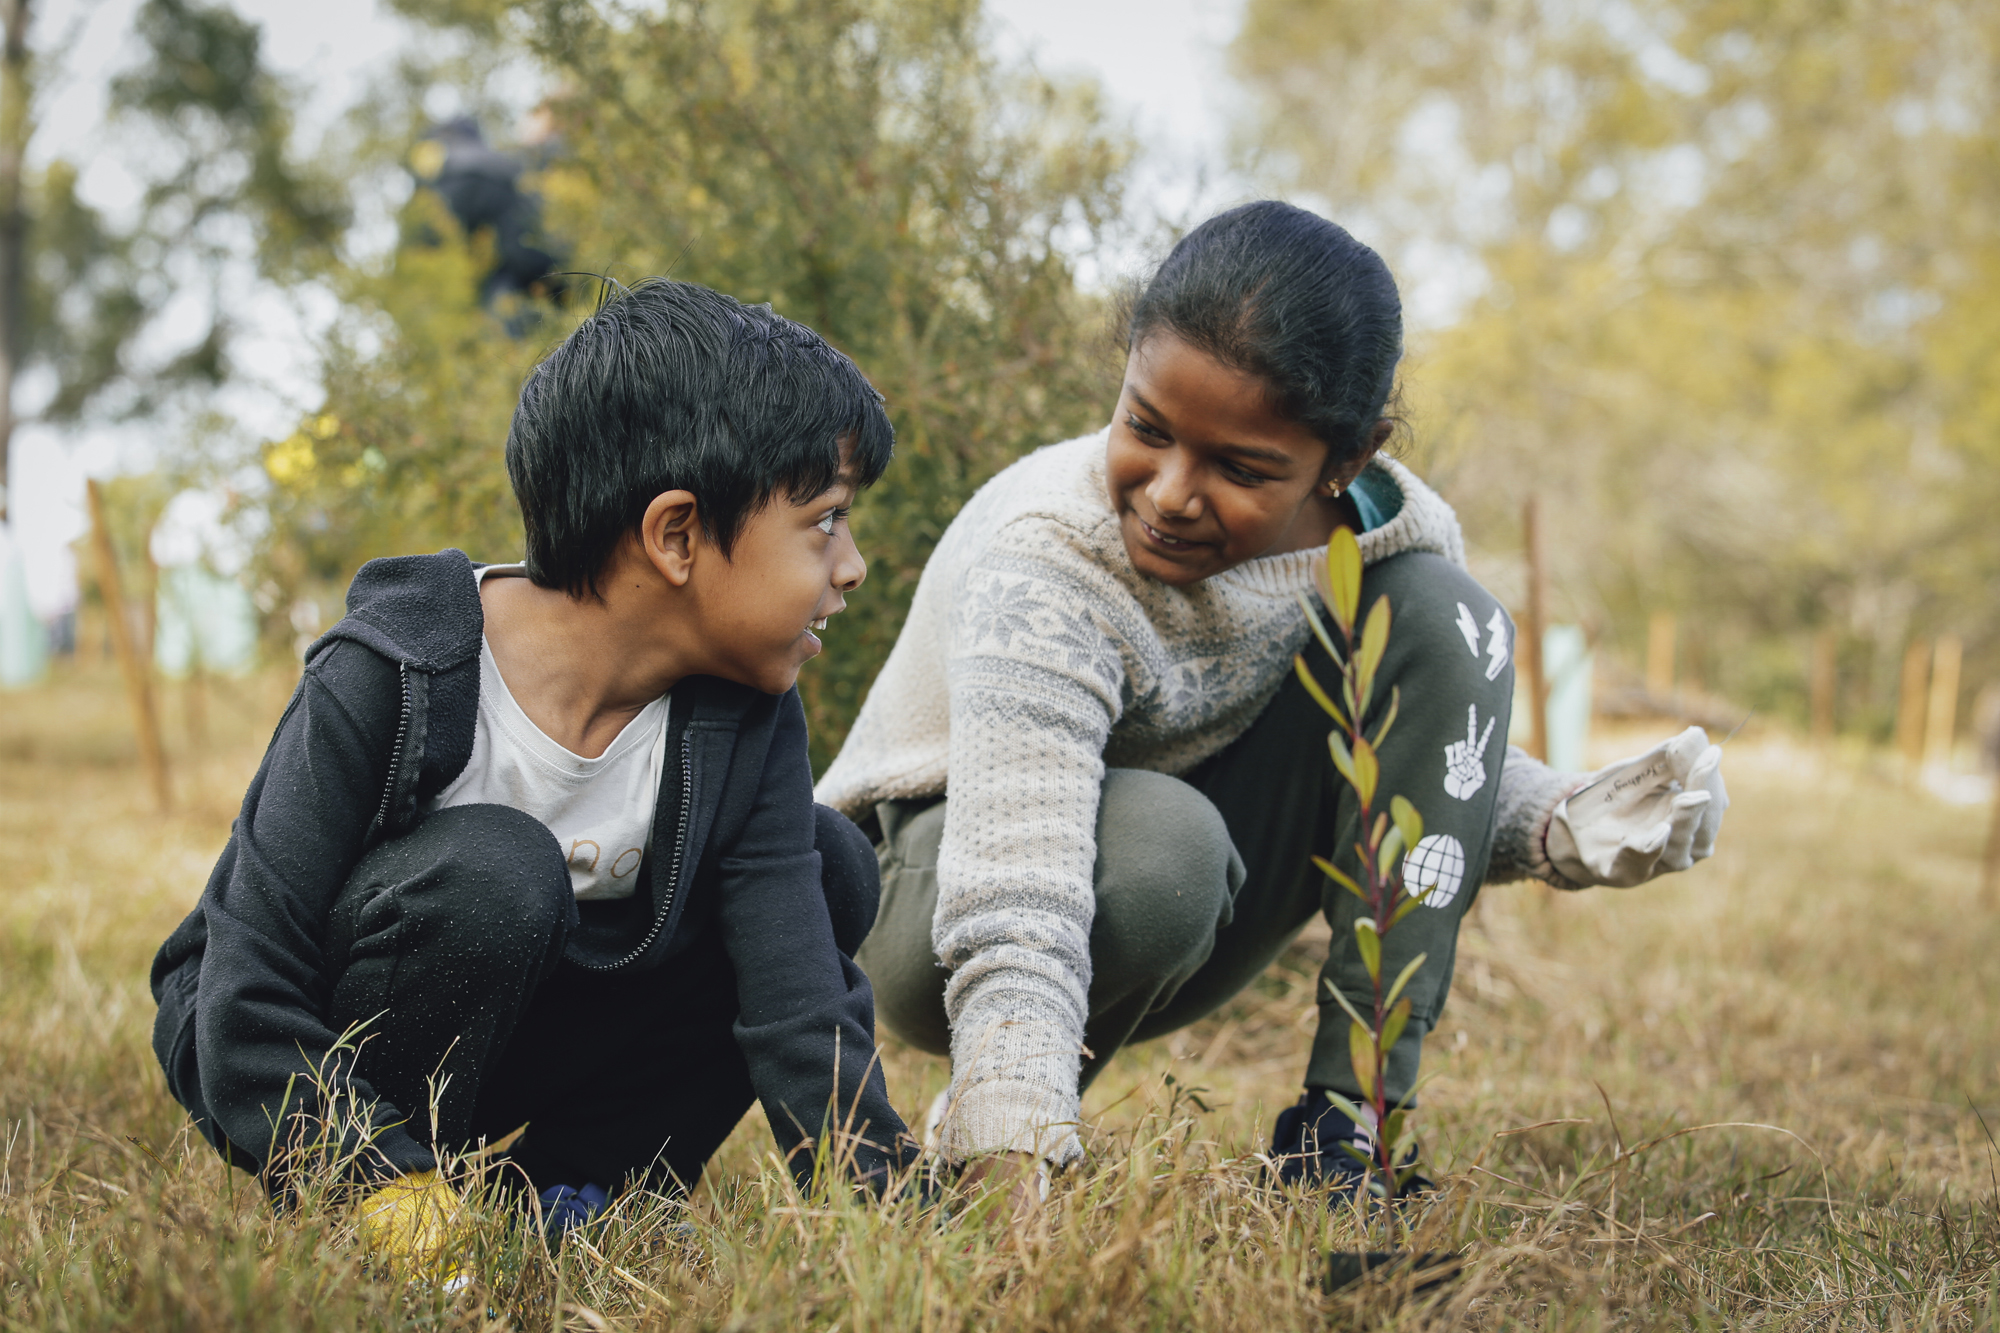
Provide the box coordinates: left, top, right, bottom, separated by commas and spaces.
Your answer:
1268, 1092, 1434, 1200
537, 1182, 611, 1241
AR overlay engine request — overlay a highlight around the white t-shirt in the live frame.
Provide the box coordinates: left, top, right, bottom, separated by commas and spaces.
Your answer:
426, 564, 670, 901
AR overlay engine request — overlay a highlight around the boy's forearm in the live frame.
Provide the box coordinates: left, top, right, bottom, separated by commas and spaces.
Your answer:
175, 645, 416, 1182
719, 694, 916, 1186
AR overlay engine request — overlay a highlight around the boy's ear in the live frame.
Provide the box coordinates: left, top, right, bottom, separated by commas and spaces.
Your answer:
639, 490, 701, 588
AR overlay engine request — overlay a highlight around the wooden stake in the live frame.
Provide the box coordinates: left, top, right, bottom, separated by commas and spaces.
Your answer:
1809, 628, 1836, 746
1923, 634, 1961, 773
1646, 610, 1676, 700
1896, 639, 1929, 774
1521, 497, 1549, 763
1983, 777, 2000, 910
85, 478, 170, 811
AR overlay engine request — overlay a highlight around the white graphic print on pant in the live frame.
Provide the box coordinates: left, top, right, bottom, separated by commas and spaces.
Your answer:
1483, 608, 1510, 680
425, 564, 671, 901
1453, 600, 1511, 681
1406, 833, 1468, 909
1443, 703, 1496, 800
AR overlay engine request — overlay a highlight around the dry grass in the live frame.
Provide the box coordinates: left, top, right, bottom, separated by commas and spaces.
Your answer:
4, 662, 1999, 1330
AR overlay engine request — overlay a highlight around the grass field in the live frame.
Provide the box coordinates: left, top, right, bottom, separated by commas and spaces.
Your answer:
4, 660, 1999, 1330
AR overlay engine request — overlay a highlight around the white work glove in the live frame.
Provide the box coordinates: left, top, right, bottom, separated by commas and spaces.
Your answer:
1545, 726, 1728, 888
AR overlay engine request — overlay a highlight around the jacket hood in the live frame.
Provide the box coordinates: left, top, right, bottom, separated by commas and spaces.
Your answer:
307, 549, 485, 673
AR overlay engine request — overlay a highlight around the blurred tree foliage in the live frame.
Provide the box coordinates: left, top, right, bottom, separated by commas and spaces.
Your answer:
1233, 0, 2000, 735
260, 0, 1132, 765
22, 0, 350, 429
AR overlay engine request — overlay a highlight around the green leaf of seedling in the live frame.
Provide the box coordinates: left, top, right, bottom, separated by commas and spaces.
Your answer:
1371, 684, 1400, 747
1379, 825, 1405, 875
1351, 735, 1379, 806
1380, 996, 1412, 1053
1340, 1142, 1374, 1167
1327, 730, 1358, 790
1390, 795, 1423, 852
1355, 596, 1390, 713
1295, 591, 1347, 671
1318, 1088, 1370, 1126
1327, 527, 1362, 633
1389, 890, 1427, 929
1292, 655, 1349, 727
1322, 977, 1373, 1032
1354, 917, 1381, 981
1383, 1109, 1408, 1154
1313, 856, 1365, 900
1384, 952, 1429, 1010
1348, 1021, 1377, 1100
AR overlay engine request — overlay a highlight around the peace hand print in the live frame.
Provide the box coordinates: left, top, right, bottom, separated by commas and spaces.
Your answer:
1443, 703, 1497, 800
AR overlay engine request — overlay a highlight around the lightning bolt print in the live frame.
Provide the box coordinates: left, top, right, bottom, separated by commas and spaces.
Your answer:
1455, 602, 1481, 657
1484, 608, 1510, 681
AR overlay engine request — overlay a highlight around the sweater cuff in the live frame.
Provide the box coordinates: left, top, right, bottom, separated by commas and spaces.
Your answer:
939, 1076, 1084, 1167
1487, 746, 1586, 888
939, 1015, 1087, 1167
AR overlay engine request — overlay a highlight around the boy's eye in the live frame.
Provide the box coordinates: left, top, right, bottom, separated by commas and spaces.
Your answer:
816, 507, 850, 536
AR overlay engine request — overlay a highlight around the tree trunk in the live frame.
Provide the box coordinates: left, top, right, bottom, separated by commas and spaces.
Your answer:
1520, 497, 1549, 763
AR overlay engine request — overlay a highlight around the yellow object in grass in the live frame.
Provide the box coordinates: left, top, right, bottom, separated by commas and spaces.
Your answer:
355, 1169, 466, 1284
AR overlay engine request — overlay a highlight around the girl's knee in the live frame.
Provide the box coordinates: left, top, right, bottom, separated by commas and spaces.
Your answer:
1092, 770, 1239, 975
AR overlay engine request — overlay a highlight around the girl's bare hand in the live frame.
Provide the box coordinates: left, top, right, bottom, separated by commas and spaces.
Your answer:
957, 1151, 1049, 1224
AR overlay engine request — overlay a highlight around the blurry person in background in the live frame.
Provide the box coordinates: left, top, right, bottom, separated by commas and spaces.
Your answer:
409, 114, 568, 328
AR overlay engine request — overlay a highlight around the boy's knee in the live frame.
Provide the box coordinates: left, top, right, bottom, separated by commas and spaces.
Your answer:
815, 803, 880, 956
1092, 769, 1240, 979
336, 803, 572, 968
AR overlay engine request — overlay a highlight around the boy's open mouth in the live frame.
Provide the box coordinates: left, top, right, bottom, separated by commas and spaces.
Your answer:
809, 617, 828, 631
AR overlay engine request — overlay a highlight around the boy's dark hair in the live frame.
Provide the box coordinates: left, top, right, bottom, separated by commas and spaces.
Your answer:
1126, 201, 1403, 465
507, 278, 894, 597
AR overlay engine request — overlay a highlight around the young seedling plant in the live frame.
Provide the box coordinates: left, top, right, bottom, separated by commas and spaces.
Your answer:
1294, 527, 1435, 1222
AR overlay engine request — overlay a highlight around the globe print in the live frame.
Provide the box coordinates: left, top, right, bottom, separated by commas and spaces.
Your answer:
1404, 834, 1466, 909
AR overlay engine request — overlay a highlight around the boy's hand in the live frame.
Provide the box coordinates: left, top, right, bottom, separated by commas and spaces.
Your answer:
1546, 726, 1728, 888
356, 1169, 466, 1280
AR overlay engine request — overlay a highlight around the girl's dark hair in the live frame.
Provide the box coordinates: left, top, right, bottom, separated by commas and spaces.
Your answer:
1126, 201, 1402, 464
506, 278, 893, 598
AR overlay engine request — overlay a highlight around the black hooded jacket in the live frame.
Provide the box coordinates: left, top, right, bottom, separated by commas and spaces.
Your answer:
150, 549, 913, 1188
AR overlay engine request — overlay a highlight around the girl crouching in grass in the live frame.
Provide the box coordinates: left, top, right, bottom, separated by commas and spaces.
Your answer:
817, 200, 1727, 1204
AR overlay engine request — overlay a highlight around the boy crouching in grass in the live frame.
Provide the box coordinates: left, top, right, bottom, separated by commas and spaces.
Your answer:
149, 279, 918, 1270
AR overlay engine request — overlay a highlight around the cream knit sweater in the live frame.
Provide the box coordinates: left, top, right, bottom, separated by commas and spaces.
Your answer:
817, 429, 1572, 1164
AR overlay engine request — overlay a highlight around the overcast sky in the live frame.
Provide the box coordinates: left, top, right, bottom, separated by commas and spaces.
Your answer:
7, 0, 1248, 614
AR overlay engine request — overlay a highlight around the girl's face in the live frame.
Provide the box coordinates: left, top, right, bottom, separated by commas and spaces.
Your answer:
1106, 332, 1375, 587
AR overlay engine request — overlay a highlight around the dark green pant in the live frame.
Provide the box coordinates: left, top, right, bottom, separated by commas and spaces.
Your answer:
856, 551, 1513, 1106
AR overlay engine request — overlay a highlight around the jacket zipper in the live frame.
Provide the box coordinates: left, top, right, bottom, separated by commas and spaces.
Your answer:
577, 735, 693, 973
369, 661, 413, 840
